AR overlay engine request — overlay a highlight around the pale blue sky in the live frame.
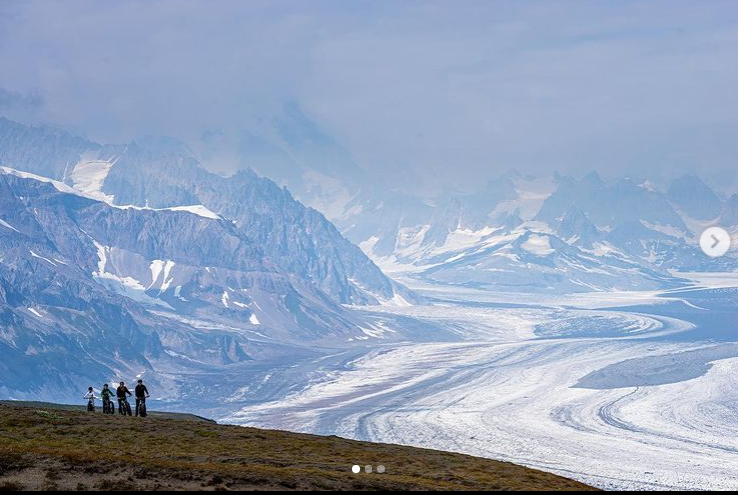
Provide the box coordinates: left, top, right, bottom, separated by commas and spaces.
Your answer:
1, 0, 737, 189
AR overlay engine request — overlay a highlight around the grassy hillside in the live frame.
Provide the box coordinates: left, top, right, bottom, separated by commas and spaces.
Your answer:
0, 400, 214, 423
0, 402, 597, 491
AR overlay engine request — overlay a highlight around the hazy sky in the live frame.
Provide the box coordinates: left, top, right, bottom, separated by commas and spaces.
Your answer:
1, 0, 737, 189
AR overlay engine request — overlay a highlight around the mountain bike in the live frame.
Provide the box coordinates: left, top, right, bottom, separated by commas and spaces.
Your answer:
87, 398, 95, 412
118, 397, 132, 416
135, 397, 148, 418
103, 398, 115, 415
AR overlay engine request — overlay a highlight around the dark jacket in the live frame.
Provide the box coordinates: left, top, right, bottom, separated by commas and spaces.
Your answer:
135, 384, 149, 399
117, 386, 132, 399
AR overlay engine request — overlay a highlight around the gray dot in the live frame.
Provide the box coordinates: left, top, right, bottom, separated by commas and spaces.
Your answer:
377, 465, 386, 474
365, 465, 373, 473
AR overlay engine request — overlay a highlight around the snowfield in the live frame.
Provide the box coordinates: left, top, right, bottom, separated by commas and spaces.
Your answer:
69, 151, 118, 203
224, 282, 738, 490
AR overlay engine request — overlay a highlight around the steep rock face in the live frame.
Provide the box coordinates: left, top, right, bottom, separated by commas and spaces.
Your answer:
0, 117, 97, 180
0, 175, 163, 393
0, 119, 403, 305
0, 170, 368, 341
102, 145, 396, 304
557, 207, 601, 247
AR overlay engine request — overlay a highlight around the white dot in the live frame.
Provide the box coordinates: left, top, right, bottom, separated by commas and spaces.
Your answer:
377, 465, 386, 474
351, 465, 360, 474
365, 465, 373, 473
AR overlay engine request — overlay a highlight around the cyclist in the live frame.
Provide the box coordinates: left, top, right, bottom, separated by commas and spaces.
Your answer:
116, 381, 133, 416
135, 379, 150, 417
83, 387, 96, 412
101, 384, 115, 414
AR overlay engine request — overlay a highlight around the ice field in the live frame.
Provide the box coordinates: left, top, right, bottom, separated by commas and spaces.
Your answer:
225, 281, 738, 490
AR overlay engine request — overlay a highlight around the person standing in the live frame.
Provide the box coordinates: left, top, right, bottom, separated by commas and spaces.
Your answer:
101, 384, 115, 414
83, 387, 96, 412
117, 382, 133, 416
134, 379, 150, 418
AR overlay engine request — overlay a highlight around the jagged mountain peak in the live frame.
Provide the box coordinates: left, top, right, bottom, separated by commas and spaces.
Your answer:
537, 171, 687, 231
582, 171, 604, 187
558, 206, 601, 247
667, 174, 722, 221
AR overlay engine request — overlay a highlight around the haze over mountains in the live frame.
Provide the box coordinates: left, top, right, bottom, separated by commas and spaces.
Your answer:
2, 2, 737, 489
0, 113, 736, 401
228, 105, 738, 292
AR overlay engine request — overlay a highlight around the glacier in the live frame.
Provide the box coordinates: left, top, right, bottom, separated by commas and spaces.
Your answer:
224, 280, 738, 490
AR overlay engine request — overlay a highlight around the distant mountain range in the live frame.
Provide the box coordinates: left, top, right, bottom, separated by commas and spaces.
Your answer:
327, 170, 737, 292
230, 106, 736, 293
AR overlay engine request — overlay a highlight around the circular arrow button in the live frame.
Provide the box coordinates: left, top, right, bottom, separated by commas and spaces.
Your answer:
700, 227, 731, 258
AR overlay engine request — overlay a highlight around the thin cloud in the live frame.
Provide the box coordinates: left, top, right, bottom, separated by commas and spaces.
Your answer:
0, 0, 736, 190
0, 87, 44, 111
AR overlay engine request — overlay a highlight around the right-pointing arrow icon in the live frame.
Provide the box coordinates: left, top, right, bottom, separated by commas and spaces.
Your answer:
701, 227, 731, 258
711, 235, 721, 250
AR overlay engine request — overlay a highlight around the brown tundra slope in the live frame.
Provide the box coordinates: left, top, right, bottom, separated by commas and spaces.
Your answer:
0, 403, 597, 491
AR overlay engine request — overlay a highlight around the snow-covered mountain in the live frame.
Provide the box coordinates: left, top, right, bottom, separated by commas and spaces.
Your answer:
0, 168, 408, 397
232, 112, 735, 293
0, 117, 411, 306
